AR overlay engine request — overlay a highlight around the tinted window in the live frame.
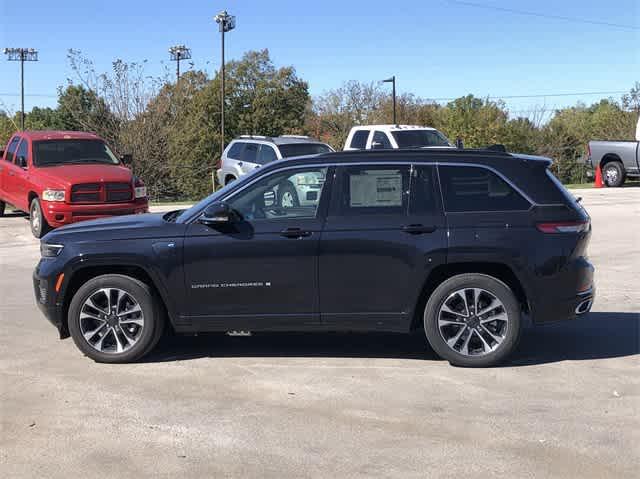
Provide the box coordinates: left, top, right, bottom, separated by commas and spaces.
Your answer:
240, 143, 259, 164
15, 139, 28, 167
227, 167, 328, 220
409, 166, 438, 215
438, 166, 530, 212
349, 130, 369, 149
33, 140, 119, 166
5, 137, 20, 163
392, 130, 450, 148
278, 143, 332, 158
372, 131, 392, 149
257, 145, 278, 164
226, 142, 244, 159
332, 165, 410, 216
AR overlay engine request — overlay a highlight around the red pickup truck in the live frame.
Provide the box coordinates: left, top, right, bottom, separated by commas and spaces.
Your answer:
0, 131, 148, 238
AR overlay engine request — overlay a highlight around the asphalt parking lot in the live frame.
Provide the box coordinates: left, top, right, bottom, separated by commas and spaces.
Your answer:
1, 188, 638, 478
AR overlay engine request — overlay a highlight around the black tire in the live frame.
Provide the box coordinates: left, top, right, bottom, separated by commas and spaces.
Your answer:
0, 200, 5, 217
278, 182, 299, 208
602, 161, 626, 187
29, 198, 51, 238
423, 274, 522, 367
68, 274, 164, 363
225, 175, 237, 186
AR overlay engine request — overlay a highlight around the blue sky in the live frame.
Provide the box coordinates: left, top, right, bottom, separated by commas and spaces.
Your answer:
1, 0, 638, 117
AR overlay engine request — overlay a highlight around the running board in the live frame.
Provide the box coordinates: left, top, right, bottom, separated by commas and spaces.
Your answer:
226, 330, 252, 337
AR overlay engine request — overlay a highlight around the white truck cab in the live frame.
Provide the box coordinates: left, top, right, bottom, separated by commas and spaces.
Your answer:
343, 125, 452, 151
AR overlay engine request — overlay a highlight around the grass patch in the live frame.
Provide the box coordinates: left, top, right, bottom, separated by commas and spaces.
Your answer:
564, 183, 594, 189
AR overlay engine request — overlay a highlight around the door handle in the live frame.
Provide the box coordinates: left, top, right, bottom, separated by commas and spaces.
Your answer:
401, 224, 437, 234
280, 228, 312, 238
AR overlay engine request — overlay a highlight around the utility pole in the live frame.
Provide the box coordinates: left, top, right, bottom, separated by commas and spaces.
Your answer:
214, 10, 236, 157
3, 48, 39, 130
383, 76, 397, 125
169, 45, 192, 82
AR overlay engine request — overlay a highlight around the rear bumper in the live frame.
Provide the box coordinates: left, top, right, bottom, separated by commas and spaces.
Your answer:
42, 198, 149, 227
531, 257, 595, 323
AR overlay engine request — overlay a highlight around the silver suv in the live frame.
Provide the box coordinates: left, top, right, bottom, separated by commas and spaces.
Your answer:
216, 135, 334, 186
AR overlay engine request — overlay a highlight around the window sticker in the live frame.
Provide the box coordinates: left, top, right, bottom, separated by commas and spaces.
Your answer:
349, 170, 403, 207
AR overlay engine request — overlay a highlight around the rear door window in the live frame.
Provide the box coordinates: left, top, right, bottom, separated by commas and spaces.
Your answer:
240, 143, 259, 164
349, 130, 370, 149
257, 145, 278, 164
331, 165, 410, 216
438, 166, 530, 212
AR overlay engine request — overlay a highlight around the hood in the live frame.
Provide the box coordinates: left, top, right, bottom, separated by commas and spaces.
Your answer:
43, 212, 186, 243
35, 164, 134, 188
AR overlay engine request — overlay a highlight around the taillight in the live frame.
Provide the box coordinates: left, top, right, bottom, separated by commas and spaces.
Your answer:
536, 221, 590, 234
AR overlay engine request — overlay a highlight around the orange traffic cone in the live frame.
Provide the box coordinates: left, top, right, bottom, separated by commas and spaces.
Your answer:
594, 164, 604, 188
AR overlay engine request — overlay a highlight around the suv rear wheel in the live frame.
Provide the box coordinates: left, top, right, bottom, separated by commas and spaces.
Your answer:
68, 274, 164, 363
30, 198, 51, 238
423, 274, 522, 367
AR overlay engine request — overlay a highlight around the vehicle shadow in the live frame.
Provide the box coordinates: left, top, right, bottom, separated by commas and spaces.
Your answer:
3, 211, 28, 218
142, 312, 639, 366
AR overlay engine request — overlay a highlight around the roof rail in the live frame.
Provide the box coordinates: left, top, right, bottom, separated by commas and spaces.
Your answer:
238, 135, 272, 141
279, 134, 309, 139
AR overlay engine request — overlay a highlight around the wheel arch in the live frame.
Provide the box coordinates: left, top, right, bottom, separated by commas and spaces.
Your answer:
60, 264, 174, 338
409, 262, 529, 331
600, 153, 623, 168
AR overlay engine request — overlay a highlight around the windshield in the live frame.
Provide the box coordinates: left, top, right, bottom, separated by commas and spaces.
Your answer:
391, 130, 451, 148
33, 139, 120, 167
278, 143, 333, 158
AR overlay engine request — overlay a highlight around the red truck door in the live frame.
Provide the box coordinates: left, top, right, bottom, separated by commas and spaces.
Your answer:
12, 138, 31, 209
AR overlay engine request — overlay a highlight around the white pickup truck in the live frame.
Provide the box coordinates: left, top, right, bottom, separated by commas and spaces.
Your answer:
343, 124, 452, 151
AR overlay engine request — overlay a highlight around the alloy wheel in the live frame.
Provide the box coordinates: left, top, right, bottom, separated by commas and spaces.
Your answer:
79, 288, 145, 354
437, 288, 509, 356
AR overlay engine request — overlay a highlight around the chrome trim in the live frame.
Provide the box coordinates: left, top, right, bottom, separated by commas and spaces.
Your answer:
187, 160, 564, 223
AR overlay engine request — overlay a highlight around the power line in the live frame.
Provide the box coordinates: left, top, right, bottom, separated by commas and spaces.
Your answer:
446, 1, 639, 31
427, 90, 627, 102
0, 92, 57, 98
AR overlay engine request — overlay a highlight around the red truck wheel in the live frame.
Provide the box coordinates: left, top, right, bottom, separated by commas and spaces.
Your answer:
30, 198, 51, 238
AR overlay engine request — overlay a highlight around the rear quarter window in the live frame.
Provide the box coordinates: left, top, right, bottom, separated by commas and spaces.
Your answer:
350, 130, 369, 149
438, 166, 530, 212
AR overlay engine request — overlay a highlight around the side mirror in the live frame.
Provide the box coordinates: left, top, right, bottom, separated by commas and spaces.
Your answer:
455, 137, 464, 149
198, 202, 236, 226
120, 153, 133, 165
371, 141, 385, 150
17, 155, 28, 169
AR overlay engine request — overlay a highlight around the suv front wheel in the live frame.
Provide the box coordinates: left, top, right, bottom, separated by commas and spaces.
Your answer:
423, 274, 522, 367
68, 274, 164, 363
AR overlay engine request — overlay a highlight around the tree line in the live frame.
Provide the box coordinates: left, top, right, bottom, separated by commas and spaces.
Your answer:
1, 49, 638, 200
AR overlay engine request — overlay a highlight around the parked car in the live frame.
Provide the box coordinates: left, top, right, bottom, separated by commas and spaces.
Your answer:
215, 135, 334, 187
586, 116, 640, 187
0, 131, 148, 238
34, 147, 594, 367
343, 124, 452, 150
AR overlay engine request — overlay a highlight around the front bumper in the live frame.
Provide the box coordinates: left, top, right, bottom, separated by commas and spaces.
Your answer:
42, 198, 149, 228
33, 261, 68, 338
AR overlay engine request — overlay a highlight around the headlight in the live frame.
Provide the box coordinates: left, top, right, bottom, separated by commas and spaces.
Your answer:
40, 243, 64, 257
42, 189, 65, 202
134, 186, 147, 198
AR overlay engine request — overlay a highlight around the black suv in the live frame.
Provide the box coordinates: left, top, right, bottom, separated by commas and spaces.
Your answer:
34, 149, 594, 367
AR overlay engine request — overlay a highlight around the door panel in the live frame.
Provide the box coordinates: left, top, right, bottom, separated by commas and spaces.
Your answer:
319, 164, 446, 330
182, 166, 332, 327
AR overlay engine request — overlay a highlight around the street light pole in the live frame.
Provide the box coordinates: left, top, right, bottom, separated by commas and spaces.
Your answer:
214, 11, 236, 158
383, 76, 397, 125
169, 45, 192, 82
3, 48, 39, 130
